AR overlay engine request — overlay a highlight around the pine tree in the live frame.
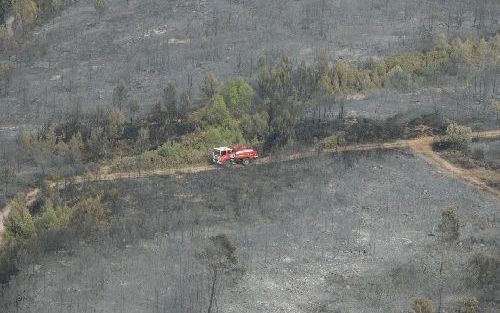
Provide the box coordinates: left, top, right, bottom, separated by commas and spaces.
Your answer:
201, 72, 219, 100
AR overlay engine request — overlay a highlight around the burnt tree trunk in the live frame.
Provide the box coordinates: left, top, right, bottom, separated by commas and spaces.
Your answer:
207, 268, 218, 313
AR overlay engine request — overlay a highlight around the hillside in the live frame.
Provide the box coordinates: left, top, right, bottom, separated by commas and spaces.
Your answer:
2, 150, 499, 312
1, 0, 498, 124
0, 1, 499, 312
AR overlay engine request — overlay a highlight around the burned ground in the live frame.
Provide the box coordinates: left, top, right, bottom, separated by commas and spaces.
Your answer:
1, 0, 498, 209
1, 0, 498, 124
1, 150, 498, 312
0, 0, 498, 311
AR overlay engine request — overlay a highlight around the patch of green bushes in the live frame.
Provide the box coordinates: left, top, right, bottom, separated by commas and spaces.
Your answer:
3, 194, 36, 245
311, 37, 499, 94
131, 125, 246, 170
109, 77, 258, 172
445, 121, 472, 151
0, 193, 110, 283
322, 134, 345, 150
70, 38, 500, 173
438, 205, 460, 241
33, 199, 72, 233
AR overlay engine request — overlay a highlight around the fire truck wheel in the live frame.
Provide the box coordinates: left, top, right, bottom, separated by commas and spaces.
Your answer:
224, 161, 233, 168
242, 158, 250, 166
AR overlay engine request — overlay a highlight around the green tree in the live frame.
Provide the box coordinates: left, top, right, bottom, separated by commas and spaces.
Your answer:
34, 199, 72, 233
106, 107, 125, 142
88, 126, 106, 159
221, 78, 255, 117
13, 0, 38, 33
197, 95, 231, 128
295, 60, 314, 99
334, 62, 358, 91
201, 72, 219, 99
445, 121, 472, 151
135, 127, 150, 154
65, 132, 83, 171
438, 205, 460, 241
4, 194, 35, 243
314, 53, 330, 83
71, 196, 109, 236
240, 111, 269, 141
317, 74, 334, 95
370, 60, 387, 87
385, 65, 412, 91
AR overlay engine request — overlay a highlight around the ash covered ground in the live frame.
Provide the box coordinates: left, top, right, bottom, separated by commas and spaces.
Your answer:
2, 150, 498, 313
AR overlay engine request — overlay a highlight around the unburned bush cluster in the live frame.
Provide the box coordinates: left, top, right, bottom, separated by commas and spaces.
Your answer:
0, 192, 109, 283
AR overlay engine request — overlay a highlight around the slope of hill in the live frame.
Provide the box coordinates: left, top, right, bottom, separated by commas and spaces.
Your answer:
1, 0, 498, 124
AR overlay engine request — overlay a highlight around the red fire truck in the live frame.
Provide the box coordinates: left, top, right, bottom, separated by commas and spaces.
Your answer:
212, 146, 259, 166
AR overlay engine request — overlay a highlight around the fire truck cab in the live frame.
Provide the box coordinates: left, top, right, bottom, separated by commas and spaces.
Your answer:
212, 146, 259, 166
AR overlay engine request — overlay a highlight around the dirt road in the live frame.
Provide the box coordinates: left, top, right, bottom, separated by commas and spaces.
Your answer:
1, 129, 499, 242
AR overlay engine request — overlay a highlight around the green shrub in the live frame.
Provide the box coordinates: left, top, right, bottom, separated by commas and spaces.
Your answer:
385, 65, 413, 91
71, 195, 109, 236
370, 60, 387, 87
322, 135, 339, 150
456, 296, 479, 313
0, 193, 112, 284
200, 126, 245, 149
413, 297, 434, 313
14, 0, 39, 31
33, 200, 72, 233
220, 78, 255, 117
445, 121, 472, 151
106, 107, 125, 141
332, 62, 359, 92
438, 205, 460, 241
195, 95, 232, 129
201, 72, 220, 99
240, 112, 269, 141
157, 140, 187, 166
4, 194, 36, 244
152, 126, 246, 169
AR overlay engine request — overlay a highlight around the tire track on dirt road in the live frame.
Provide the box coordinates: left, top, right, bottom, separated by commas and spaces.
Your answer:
1, 130, 499, 242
